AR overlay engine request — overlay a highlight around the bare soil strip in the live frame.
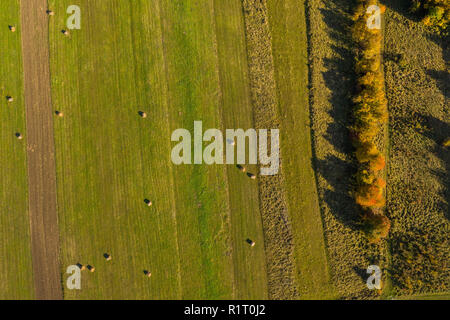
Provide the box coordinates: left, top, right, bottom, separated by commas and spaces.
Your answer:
20, 0, 62, 300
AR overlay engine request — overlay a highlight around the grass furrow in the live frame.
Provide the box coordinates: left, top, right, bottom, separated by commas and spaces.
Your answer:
266, 0, 335, 299
158, 0, 235, 299
49, 0, 181, 299
212, 0, 268, 299
0, 0, 34, 299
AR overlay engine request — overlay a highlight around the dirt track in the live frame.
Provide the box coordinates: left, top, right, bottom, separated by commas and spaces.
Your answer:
20, 0, 62, 300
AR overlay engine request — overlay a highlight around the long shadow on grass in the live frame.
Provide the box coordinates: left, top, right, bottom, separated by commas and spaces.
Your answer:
383, 0, 449, 48
419, 115, 450, 221
381, 0, 420, 22
316, 156, 360, 229
426, 69, 450, 100
313, 0, 359, 227
320, 0, 354, 155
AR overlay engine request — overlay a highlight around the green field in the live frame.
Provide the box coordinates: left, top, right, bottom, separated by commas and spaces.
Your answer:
44, 0, 331, 299
38, 0, 330, 299
0, 0, 34, 300
2, 0, 446, 301
47, 0, 274, 299
267, 0, 335, 299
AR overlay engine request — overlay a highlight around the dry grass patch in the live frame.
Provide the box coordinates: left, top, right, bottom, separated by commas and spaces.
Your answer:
384, 0, 449, 296
307, 0, 386, 299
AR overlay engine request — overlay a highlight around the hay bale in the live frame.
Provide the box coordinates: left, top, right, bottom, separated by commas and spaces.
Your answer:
86, 265, 95, 272
144, 199, 152, 207
62, 30, 69, 36
138, 111, 147, 118
6, 96, 13, 102
144, 270, 152, 277
55, 111, 64, 117
9, 25, 16, 32
103, 253, 112, 261
46, 10, 55, 16
247, 173, 256, 180
246, 239, 256, 247
236, 165, 246, 173
15, 133, 23, 140
76, 263, 86, 271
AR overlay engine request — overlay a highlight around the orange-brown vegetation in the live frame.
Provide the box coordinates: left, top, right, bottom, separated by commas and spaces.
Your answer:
351, 1, 390, 242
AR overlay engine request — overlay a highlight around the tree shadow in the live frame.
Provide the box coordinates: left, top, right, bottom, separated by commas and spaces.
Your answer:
323, 54, 355, 156
419, 115, 450, 220
319, 0, 355, 155
381, 0, 420, 22
382, 0, 449, 47
315, 155, 360, 229
426, 69, 449, 99
353, 266, 368, 283
307, 0, 359, 228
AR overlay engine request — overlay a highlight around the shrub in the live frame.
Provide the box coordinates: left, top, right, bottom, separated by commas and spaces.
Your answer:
369, 154, 386, 171
362, 210, 391, 243
355, 178, 386, 208
410, 1, 449, 33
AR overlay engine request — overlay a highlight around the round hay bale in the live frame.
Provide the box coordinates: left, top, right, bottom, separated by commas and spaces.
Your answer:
87, 265, 95, 272
246, 239, 256, 247
103, 253, 112, 261
247, 173, 256, 180
237, 165, 246, 173
144, 199, 152, 207
144, 270, 152, 277
46, 10, 55, 16
62, 30, 69, 36
76, 263, 86, 271
55, 111, 64, 117
9, 25, 16, 32
6, 96, 13, 102
138, 111, 147, 118
15, 133, 23, 140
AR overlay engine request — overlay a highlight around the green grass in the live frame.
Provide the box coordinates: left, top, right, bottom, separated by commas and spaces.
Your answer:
267, 0, 336, 299
48, 0, 268, 299
212, 0, 268, 299
49, 0, 182, 299
1, 0, 340, 300
0, 0, 34, 300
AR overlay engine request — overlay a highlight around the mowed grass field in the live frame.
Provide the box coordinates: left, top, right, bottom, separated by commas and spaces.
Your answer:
0, 0, 333, 299
0, 0, 34, 300
267, 0, 335, 299
47, 0, 332, 299
48, 0, 270, 299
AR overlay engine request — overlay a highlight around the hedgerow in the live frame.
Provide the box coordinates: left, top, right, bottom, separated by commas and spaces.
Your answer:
351, 1, 390, 243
